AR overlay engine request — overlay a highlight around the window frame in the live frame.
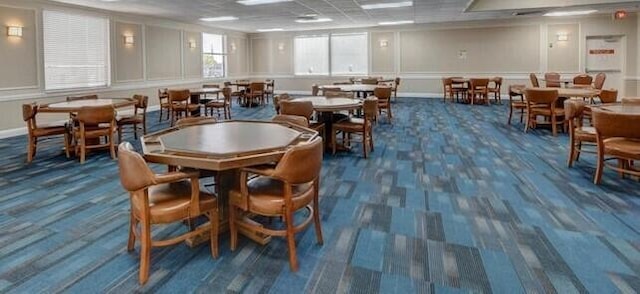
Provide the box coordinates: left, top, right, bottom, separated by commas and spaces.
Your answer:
293, 32, 369, 77
42, 9, 111, 92
202, 33, 227, 79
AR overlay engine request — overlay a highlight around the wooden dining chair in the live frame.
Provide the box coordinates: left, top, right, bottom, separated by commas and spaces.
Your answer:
442, 77, 455, 103
361, 78, 379, 85
272, 114, 309, 127
544, 72, 561, 88
467, 78, 490, 105
265, 79, 275, 103
22, 103, 70, 163
311, 84, 320, 96
66, 94, 98, 101
321, 86, 341, 96
524, 88, 564, 136
244, 82, 265, 107
592, 110, 640, 184
488, 77, 503, 104
205, 87, 232, 119
117, 142, 219, 284
565, 99, 596, 168
280, 100, 325, 135
593, 73, 607, 90
73, 105, 116, 164
375, 87, 393, 122
573, 74, 593, 88
391, 77, 401, 102
168, 89, 200, 126
202, 84, 220, 102
507, 85, 527, 125
224, 81, 245, 105
228, 137, 323, 272
529, 73, 540, 87
585, 89, 618, 123
273, 93, 291, 114
158, 88, 171, 122
331, 98, 377, 158
117, 94, 148, 143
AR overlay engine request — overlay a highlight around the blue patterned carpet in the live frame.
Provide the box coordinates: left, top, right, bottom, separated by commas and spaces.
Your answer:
1, 98, 640, 293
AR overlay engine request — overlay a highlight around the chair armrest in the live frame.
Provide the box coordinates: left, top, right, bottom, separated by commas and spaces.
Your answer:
154, 170, 199, 184
242, 164, 277, 177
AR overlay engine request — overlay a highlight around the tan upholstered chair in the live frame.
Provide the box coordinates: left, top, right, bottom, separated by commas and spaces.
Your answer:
273, 93, 291, 114
585, 89, 618, 123
205, 87, 232, 119
332, 98, 377, 158
488, 77, 503, 104
228, 137, 323, 271
594, 73, 606, 90
565, 100, 596, 168
544, 72, 561, 88
524, 88, 564, 136
158, 88, 170, 122
508, 85, 527, 125
117, 142, 219, 284
280, 100, 325, 135
272, 114, 309, 127
467, 78, 490, 105
592, 110, 640, 184
224, 81, 245, 105
245, 82, 265, 107
66, 94, 98, 101
117, 94, 148, 142
22, 103, 70, 163
375, 87, 393, 122
311, 84, 320, 96
73, 105, 116, 164
168, 89, 200, 126
202, 84, 220, 102
529, 73, 540, 87
573, 74, 593, 88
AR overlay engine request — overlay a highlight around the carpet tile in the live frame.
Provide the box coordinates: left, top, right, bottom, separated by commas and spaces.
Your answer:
1, 98, 640, 293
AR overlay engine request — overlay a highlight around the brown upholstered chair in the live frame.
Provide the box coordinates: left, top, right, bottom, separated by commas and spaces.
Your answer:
244, 82, 265, 107
332, 98, 377, 158
224, 81, 245, 105
175, 116, 217, 127
593, 73, 606, 90
391, 77, 401, 101
467, 78, 490, 105
311, 84, 320, 96
361, 78, 379, 85
529, 73, 540, 87
117, 142, 219, 284
273, 93, 292, 114
592, 110, 640, 184
565, 100, 596, 167
158, 88, 170, 122
321, 86, 341, 96
280, 100, 325, 135
66, 94, 98, 101
168, 89, 200, 126
73, 105, 116, 164
228, 137, 323, 271
508, 85, 527, 125
22, 103, 70, 163
375, 87, 392, 122
272, 114, 309, 127
524, 88, 564, 136
117, 94, 148, 142
544, 72, 561, 88
573, 74, 593, 88
202, 84, 220, 102
205, 87, 232, 119
265, 79, 275, 103
598, 89, 618, 104
488, 77, 503, 104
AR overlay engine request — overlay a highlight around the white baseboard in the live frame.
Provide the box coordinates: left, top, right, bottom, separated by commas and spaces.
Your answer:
275, 90, 511, 100
0, 105, 161, 140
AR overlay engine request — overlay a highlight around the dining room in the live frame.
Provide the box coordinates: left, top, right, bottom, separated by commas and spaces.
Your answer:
1, 0, 640, 293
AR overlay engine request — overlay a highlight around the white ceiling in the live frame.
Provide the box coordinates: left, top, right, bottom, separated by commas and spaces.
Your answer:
47, 0, 640, 32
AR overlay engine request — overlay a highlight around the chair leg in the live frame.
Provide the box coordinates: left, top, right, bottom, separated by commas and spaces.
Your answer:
313, 182, 323, 245
284, 207, 299, 272
508, 105, 513, 125
133, 123, 138, 140
118, 126, 123, 144
80, 137, 86, 164
576, 141, 582, 162
127, 212, 136, 251
209, 211, 219, 258
594, 143, 605, 185
369, 128, 374, 152
332, 129, 337, 155
158, 107, 163, 123
63, 132, 70, 158
26, 136, 34, 163
551, 115, 557, 136
567, 135, 576, 167
139, 219, 151, 285
110, 133, 116, 159
362, 132, 368, 158
229, 204, 238, 251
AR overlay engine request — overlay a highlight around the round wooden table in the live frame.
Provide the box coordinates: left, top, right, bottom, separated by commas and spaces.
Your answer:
39, 98, 136, 113
534, 87, 600, 99
590, 103, 640, 115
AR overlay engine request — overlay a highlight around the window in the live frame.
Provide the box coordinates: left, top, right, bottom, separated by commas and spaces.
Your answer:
203, 33, 226, 78
43, 10, 110, 91
294, 35, 329, 75
331, 33, 368, 75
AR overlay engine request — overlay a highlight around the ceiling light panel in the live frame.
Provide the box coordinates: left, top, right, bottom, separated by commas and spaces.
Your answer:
543, 10, 598, 17
361, 1, 412, 10
200, 16, 238, 21
237, 0, 293, 6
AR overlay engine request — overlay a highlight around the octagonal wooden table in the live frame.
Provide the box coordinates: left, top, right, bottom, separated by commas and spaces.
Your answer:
141, 120, 318, 245
39, 97, 136, 113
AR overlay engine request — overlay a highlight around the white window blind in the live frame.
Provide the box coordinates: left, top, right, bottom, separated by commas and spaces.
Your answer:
203, 33, 226, 78
294, 35, 329, 75
331, 33, 368, 75
43, 10, 110, 91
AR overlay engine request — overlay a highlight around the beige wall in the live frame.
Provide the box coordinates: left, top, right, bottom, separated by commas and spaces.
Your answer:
371, 32, 395, 74
547, 24, 580, 72
0, 0, 248, 132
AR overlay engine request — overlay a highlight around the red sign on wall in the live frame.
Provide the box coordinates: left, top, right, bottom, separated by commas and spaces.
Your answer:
589, 49, 615, 55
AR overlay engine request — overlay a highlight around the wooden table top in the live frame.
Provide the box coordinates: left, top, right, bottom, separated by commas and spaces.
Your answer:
294, 96, 365, 112
141, 120, 318, 171
534, 87, 600, 98
39, 98, 136, 113
451, 77, 500, 83
319, 84, 382, 92
596, 104, 640, 115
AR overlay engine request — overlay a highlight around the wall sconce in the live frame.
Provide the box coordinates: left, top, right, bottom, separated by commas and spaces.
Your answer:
557, 33, 568, 41
123, 35, 134, 45
379, 39, 388, 48
7, 26, 22, 37
277, 42, 285, 52
230, 42, 237, 53
188, 40, 197, 49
